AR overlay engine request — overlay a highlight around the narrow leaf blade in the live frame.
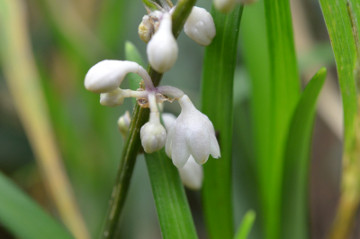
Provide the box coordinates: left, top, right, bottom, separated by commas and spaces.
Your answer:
281, 68, 327, 239
201, 6, 243, 239
234, 210, 256, 239
145, 151, 198, 239
0, 172, 73, 239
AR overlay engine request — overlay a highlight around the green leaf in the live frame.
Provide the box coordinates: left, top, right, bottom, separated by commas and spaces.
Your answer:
234, 210, 256, 239
0, 172, 73, 239
201, 6, 243, 239
281, 68, 327, 239
97, 0, 126, 52
125, 41, 144, 91
262, 0, 300, 237
145, 150, 198, 239
319, 0, 360, 238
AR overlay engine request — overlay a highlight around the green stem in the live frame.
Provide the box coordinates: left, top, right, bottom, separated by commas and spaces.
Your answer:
100, 1, 196, 238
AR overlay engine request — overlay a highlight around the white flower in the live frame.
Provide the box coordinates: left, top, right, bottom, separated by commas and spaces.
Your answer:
162, 113, 203, 190
178, 156, 203, 190
184, 7, 216, 46
140, 113, 167, 153
100, 88, 126, 106
147, 13, 178, 73
84, 60, 144, 93
165, 95, 220, 168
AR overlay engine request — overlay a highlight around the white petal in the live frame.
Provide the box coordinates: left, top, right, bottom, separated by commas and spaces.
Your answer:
165, 127, 174, 158
171, 127, 190, 168
187, 126, 211, 164
162, 113, 177, 131
84, 60, 140, 93
178, 156, 203, 190
210, 134, 221, 158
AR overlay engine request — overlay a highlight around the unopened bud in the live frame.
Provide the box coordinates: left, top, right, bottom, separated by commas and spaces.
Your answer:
214, 0, 236, 13
118, 111, 131, 137
100, 88, 125, 106
84, 60, 141, 93
140, 114, 167, 153
147, 13, 178, 73
184, 7, 216, 46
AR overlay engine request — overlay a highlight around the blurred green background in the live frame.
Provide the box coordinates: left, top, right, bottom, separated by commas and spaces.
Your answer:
0, 0, 354, 238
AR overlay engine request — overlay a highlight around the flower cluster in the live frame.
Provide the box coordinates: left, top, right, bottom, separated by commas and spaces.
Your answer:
85, 3, 221, 189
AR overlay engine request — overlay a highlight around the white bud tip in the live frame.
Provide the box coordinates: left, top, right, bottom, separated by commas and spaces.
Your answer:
140, 122, 167, 153
147, 13, 178, 73
184, 7, 216, 46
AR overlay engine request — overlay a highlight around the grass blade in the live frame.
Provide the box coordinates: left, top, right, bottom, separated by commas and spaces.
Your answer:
201, 6, 243, 239
0, 172, 73, 239
319, 0, 360, 238
145, 151, 198, 239
281, 68, 327, 239
234, 210, 256, 239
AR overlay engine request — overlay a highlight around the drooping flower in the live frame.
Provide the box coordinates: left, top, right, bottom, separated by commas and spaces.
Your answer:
162, 113, 204, 190
146, 12, 178, 73
165, 95, 220, 168
184, 7, 216, 46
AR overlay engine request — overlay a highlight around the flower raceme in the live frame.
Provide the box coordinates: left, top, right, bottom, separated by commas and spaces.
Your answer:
84, 3, 220, 187
84, 59, 220, 169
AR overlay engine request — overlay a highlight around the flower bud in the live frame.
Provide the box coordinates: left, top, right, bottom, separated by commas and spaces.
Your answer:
138, 11, 163, 43
147, 13, 178, 73
84, 60, 140, 93
140, 114, 167, 153
100, 88, 125, 106
118, 111, 131, 137
214, 0, 236, 13
184, 7, 216, 46
138, 15, 153, 43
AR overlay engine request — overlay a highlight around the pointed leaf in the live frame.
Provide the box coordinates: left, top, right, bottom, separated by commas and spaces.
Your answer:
281, 68, 327, 239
